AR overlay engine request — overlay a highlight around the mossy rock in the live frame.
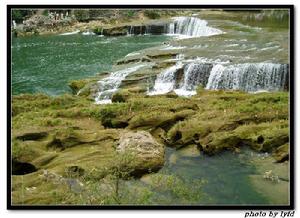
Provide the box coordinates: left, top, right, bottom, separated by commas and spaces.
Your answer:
128, 109, 195, 131
47, 129, 83, 150
68, 79, 89, 94
16, 131, 48, 141
127, 87, 147, 93
272, 143, 289, 162
167, 119, 214, 147
111, 90, 130, 103
200, 133, 249, 155
102, 26, 128, 36
32, 153, 58, 168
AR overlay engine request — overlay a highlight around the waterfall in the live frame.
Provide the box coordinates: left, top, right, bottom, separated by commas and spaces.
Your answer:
167, 17, 223, 37
149, 62, 211, 96
127, 26, 134, 36
95, 64, 146, 104
148, 62, 184, 95
175, 63, 213, 96
205, 63, 288, 92
124, 17, 222, 37
149, 62, 288, 97
168, 23, 175, 34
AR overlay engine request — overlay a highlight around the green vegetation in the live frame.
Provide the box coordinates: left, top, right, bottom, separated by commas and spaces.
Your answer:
11, 87, 289, 205
93, 27, 103, 35
126, 10, 136, 18
144, 10, 161, 19
12, 9, 35, 23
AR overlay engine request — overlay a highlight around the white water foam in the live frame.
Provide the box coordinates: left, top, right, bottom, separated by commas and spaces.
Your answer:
95, 64, 146, 104
149, 61, 288, 97
82, 31, 96, 36
59, 30, 80, 36
148, 62, 184, 95
174, 62, 213, 96
125, 52, 141, 57
160, 46, 187, 50
205, 63, 288, 92
167, 17, 223, 38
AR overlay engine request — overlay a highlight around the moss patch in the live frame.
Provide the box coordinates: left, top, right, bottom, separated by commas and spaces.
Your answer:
11, 89, 289, 204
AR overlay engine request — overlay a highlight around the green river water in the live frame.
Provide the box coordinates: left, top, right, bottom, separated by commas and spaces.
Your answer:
123, 147, 270, 205
12, 34, 168, 95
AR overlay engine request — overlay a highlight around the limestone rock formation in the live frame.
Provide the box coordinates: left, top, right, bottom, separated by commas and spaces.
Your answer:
117, 131, 165, 175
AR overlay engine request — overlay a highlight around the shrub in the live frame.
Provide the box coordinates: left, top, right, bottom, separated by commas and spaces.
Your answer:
144, 10, 161, 19
12, 9, 35, 23
93, 27, 103, 35
126, 10, 136, 18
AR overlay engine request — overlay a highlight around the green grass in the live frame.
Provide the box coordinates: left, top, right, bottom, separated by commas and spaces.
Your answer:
11, 89, 289, 205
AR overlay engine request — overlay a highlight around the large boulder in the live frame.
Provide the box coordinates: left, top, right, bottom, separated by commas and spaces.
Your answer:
116, 131, 165, 175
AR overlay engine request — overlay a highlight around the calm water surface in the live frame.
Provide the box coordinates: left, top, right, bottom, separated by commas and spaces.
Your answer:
126, 148, 269, 205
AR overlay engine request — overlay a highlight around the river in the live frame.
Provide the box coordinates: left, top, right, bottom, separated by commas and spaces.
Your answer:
11, 34, 169, 95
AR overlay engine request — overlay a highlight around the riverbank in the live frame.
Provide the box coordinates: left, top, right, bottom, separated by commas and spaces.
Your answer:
12, 9, 289, 37
11, 89, 289, 205
12, 9, 186, 37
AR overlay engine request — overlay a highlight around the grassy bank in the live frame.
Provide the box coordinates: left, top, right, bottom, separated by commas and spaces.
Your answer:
11, 88, 289, 205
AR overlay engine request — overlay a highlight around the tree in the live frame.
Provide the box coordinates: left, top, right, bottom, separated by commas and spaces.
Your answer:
12, 9, 35, 23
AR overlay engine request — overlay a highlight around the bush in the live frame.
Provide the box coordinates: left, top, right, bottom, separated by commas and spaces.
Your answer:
93, 27, 103, 35
144, 10, 161, 19
126, 10, 136, 18
12, 9, 35, 23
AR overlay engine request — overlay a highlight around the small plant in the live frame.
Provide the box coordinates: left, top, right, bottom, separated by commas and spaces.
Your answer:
104, 153, 136, 204
93, 27, 103, 35
42, 10, 49, 17
126, 10, 136, 18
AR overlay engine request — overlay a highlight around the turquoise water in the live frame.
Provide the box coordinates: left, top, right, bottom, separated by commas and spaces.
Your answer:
124, 148, 268, 205
161, 148, 268, 205
11, 34, 169, 95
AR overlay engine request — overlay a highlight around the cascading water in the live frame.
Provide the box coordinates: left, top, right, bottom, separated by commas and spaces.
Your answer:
127, 26, 134, 36
125, 17, 222, 37
149, 62, 288, 97
168, 23, 175, 35
95, 64, 146, 104
205, 63, 288, 92
167, 17, 223, 37
148, 62, 184, 95
174, 62, 213, 96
